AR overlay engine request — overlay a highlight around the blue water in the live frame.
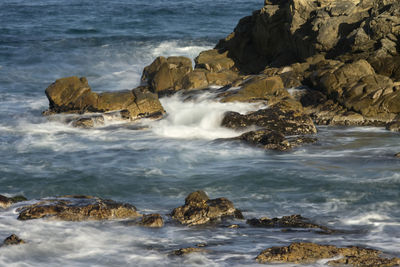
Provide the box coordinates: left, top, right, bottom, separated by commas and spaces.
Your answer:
1, 1, 400, 266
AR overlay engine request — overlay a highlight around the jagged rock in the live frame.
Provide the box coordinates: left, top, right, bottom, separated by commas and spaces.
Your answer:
44, 77, 165, 120
219, 75, 289, 103
171, 191, 243, 226
386, 121, 400, 132
71, 115, 105, 128
0, 195, 27, 209
140, 214, 164, 228
195, 49, 236, 72
247, 215, 335, 233
17, 195, 141, 221
256, 242, 400, 266
2, 234, 25, 246
172, 247, 208, 256
141, 56, 193, 94
222, 100, 317, 135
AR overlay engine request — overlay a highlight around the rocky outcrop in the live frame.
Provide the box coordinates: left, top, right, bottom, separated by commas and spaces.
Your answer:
44, 77, 165, 122
247, 215, 335, 234
2, 234, 25, 246
17, 195, 141, 221
0, 194, 27, 209
256, 242, 400, 266
171, 191, 243, 226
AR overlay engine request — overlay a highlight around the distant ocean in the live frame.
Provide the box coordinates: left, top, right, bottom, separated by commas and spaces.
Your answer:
1, 0, 399, 266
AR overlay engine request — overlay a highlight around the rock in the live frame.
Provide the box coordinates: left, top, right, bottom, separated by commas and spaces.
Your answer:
395, 152, 400, 158
171, 191, 243, 226
256, 242, 400, 266
0, 194, 27, 209
386, 121, 400, 132
139, 214, 164, 228
17, 195, 141, 221
44, 77, 165, 120
247, 215, 335, 234
71, 115, 105, 128
195, 49, 236, 72
2, 234, 25, 246
172, 247, 208, 256
141, 56, 193, 94
219, 75, 289, 103
222, 100, 317, 135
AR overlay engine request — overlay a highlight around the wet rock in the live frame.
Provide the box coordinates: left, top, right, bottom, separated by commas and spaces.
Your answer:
17, 195, 141, 221
222, 100, 317, 135
141, 56, 193, 94
395, 152, 400, 158
171, 191, 243, 226
172, 247, 208, 256
71, 115, 105, 128
0, 194, 27, 209
44, 77, 165, 120
247, 215, 335, 234
386, 121, 400, 132
256, 242, 400, 266
139, 214, 164, 228
2, 234, 25, 246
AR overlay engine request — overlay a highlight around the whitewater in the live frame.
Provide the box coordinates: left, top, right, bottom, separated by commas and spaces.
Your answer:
0, 0, 400, 266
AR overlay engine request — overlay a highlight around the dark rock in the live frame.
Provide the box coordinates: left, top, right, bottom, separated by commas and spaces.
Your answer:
2, 234, 25, 246
17, 195, 141, 221
44, 77, 165, 121
247, 215, 335, 234
71, 115, 105, 128
256, 242, 400, 266
222, 100, 317, 135
140, 214, 164, 228
172, 247, 208, 256
0, 194, 27, 209
171, 191, 242, 226
386, 121, 400, 132
195, 49, 236, 72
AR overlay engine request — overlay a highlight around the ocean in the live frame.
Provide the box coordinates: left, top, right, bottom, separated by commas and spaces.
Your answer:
0, 0, 400, 266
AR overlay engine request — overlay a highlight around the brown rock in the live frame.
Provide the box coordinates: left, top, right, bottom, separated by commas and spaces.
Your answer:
171, 191, 242, 226
395, 152, 400, 158
195, 49, 236, 72
140, 214, 164, 228
0, 195, 27, 209
173, 247, 208, 256
2, 234, 25, 246
386, 121, 400, 132
247, 215, 335, 233
256, 242, 400, 266
219, 75, 288, 103
180, 70, 209, 90
71, 115, 105, 128
17, 196, 141, 221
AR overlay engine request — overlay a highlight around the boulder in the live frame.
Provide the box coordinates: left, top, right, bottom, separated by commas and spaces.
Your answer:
139, 214, 164, 228
44, 77, 165, 121
171, 191, 243, 226
247, 215, 335, 234
386, 121, 400, 132
195, 49, 236, 72
219, 75, 289, 103
0, 194, 27, 209
222, 100, 317, 135
141, 56, 193, 94
256, 242, 400, 266
17, 195, 141, 221
2, 234, 25, 246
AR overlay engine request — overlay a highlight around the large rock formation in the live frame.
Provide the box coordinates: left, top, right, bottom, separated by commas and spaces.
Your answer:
17, 195, 141, 221
256, 242, 400, 266
44, 77, 165, 123
171, 191, 243, 226
0, 194, 27, 209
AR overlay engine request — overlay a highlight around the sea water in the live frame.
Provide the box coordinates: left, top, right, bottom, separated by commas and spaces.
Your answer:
0, 0, 400, 266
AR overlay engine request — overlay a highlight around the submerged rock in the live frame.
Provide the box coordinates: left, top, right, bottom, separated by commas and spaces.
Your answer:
172, 247, 208, 256
44, 77, 165, 121
386, 121, 400, 132
247, 215, 335, 234
171, 191, 243, 226
139, 214, 164, 228
256, 242, 400, 266
2, 234, 25, 246
17, 195, 141, 221
0, 194, 27, 209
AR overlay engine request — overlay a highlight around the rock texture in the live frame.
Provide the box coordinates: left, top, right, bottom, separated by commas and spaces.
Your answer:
2, 234, 25, 246
139, 214, 164, 228
17, 195, 141, 221
171, 191, 243, 226
172, 247, 208, 256
247, 215, 335, 233
0, 195, 27, 209
44, 77, 165, 122
256, 242, 400, 266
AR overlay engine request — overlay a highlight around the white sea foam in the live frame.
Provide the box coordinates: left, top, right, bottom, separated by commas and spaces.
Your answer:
151, 92, 264, 140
